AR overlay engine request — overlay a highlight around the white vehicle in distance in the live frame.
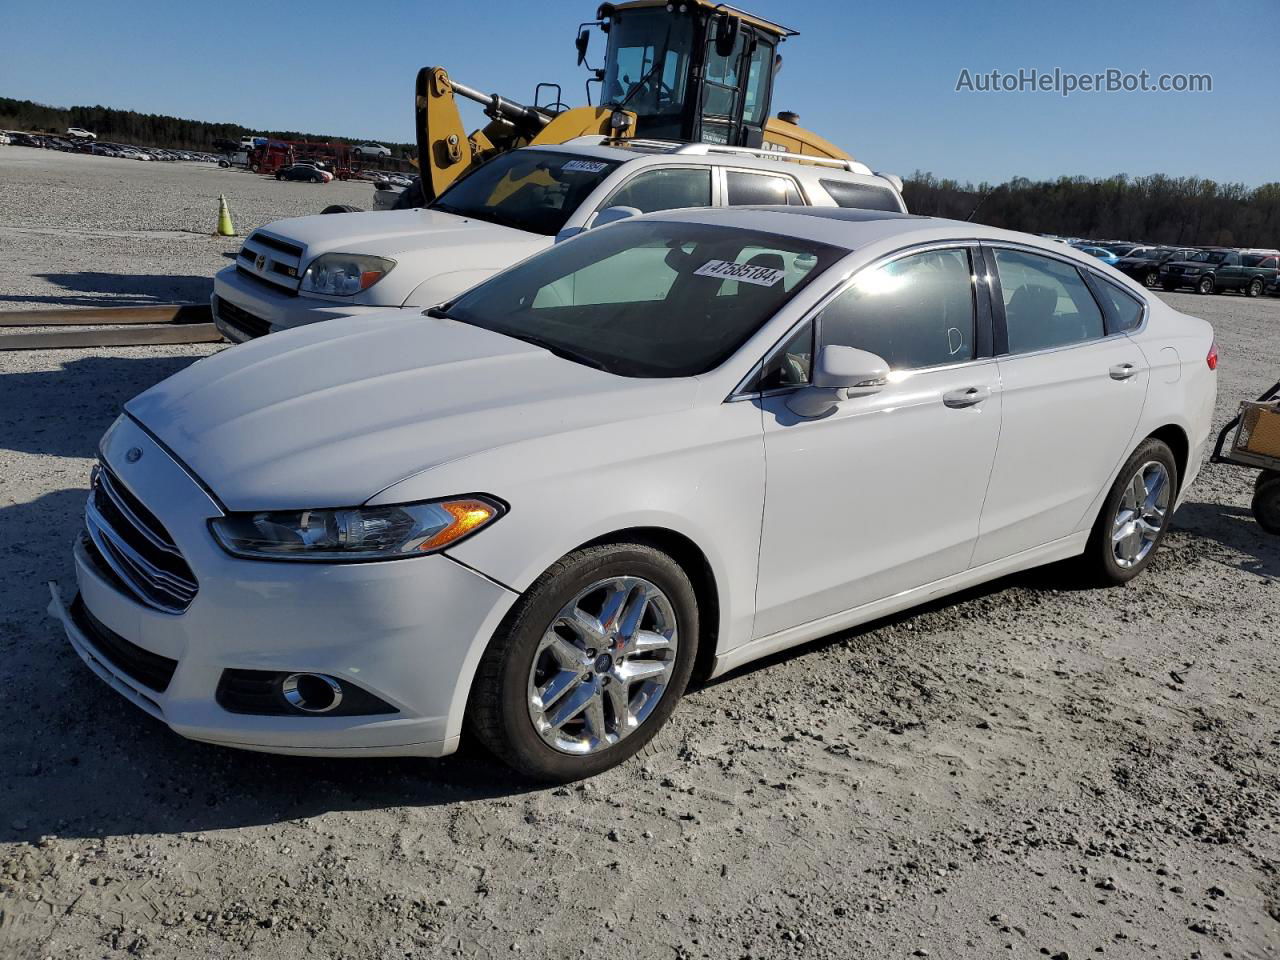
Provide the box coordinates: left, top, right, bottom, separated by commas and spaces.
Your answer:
53, 207, 1217, 781
353, 142, 392, 157
210, 138, 906, 342
67, 126, 96, 140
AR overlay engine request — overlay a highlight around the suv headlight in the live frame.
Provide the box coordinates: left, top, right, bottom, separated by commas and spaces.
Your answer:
210, 497, 504, 562
299, 253, 396, 297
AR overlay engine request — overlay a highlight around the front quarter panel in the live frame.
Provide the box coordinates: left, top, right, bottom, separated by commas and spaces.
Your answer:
370, 389, 766, 660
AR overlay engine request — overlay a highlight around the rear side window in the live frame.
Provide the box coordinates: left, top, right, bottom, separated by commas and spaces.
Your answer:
819, 179, 902, 212
1088, 275, 1145, 333
992, 249, 1105, 354
725, 171, 804, 206
817, 248, 976, 370
603, 167, 712, 214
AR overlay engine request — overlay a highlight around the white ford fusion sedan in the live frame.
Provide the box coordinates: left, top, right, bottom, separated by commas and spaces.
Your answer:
50, 207, 1217, 781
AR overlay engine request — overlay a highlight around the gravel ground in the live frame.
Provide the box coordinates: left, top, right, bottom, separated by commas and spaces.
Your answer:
1, 149, 1278, 960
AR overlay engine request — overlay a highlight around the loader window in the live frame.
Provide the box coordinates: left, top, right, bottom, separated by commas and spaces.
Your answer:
430, 150, 621, 236
446, 220, 845, 378
602, 8, 695, 118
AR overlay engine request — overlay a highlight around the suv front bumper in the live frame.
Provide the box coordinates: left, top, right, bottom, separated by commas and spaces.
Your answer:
212, 265, 391, 341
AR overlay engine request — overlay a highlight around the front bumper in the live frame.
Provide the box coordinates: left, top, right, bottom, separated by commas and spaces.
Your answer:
50, 415, 520, 757
212, 265, 392, 342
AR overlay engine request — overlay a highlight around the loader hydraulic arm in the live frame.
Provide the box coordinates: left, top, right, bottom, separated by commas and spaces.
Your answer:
414, 66, 634, 203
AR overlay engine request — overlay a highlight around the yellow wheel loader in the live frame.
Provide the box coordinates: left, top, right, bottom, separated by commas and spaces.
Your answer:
413, 0, 854, 203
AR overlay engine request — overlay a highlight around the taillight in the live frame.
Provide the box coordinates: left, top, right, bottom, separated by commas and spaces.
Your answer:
1206, 341, 1219, 370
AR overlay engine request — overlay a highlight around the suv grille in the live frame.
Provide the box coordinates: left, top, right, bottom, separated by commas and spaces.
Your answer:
236, 231, 305, 294
70, 594, 178, 692
214, 295, 271, 339
84, 464, 198, 614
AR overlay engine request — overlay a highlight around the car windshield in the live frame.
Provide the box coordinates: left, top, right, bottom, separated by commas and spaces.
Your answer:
1132, 249, 1168, 260
443, 219, 844, 378
1189, 251, 1226, 263
430, 150, 623, 236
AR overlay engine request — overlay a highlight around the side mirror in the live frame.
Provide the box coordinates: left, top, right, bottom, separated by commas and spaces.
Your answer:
575, 29, 590, 66
714, 14, 740, 57
554, 225, 586, 244
591, 205, 642, 229
786, 345, 889, 418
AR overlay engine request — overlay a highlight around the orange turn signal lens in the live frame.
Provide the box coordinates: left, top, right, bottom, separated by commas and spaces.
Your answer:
415, 499, 500, 552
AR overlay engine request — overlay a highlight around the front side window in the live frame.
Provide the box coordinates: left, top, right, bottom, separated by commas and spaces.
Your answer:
819, 179, 903, 212
992, 248, 1104, 353
446, 220, 844, 379
817, 248, 977, 370
431, 150, 621, 236
601, 167, 712, 214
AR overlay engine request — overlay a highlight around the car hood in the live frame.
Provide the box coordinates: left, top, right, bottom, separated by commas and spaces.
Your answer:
256, 208, 544, 262
125, 312, 700, 512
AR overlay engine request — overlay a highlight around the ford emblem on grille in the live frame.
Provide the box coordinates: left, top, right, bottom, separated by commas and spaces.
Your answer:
125, 447, 143, 463
255, 253, 266, 271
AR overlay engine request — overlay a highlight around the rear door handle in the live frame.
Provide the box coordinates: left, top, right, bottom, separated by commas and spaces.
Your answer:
1110, 362, 1140, 380
942, 385, 991, 408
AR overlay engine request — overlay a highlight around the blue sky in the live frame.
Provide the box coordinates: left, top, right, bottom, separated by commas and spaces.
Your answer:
2, 0, 1274, 186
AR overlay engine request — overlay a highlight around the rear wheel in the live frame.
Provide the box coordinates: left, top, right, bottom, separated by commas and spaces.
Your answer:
1083, 438, 1179, 585
1247, 278, 1264, 298
1253, 471, 1280, 535
1143, 270, 1160, 289
1197, 275, 1216, 295
468, 542, 698, 782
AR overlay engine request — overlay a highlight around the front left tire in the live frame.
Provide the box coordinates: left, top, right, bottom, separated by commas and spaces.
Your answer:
468, 542, 699, 782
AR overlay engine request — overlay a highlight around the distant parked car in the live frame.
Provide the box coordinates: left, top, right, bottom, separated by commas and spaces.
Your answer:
1114, 248, 1197, 289
10, 132, 41, 147
0, 132, 10, 146
353, 142, 392, 158
1074, 245, 1121, 266
1159, 250, 1279, 296
277, 163, 332, 183
66, 127, 96, 140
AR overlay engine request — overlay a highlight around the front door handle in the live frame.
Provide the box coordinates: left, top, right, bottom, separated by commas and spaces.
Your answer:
1110, 362, 1140, 380
942, 385, 991, 408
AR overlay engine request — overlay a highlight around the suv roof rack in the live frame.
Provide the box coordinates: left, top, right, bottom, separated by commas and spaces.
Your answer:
566, 136, 877, 177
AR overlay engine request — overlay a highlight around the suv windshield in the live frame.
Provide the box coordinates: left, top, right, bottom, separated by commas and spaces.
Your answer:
1189, 251, 1227, 263
430, 150, 622, 236
444, 220, 844, 378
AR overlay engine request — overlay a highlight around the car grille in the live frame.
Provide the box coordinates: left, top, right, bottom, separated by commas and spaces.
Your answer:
69, 593, 178, 692
214, 295, 272, 339
83, 463, 198, 615
236, 230, 304, 294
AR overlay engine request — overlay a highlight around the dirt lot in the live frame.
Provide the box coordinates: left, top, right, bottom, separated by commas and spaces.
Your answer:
1, 149, 1277, 960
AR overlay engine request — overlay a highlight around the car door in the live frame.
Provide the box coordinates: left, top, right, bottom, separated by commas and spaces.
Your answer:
1216, 251, 1243, 289
752, 244, 1002, 639
971, 244, 1150, 566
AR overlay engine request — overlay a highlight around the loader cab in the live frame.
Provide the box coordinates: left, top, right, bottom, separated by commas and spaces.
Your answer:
594, 1, 793, 148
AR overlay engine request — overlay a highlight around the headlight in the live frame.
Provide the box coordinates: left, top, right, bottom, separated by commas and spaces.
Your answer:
210, 497, 504, 562
299, 253, 395, 297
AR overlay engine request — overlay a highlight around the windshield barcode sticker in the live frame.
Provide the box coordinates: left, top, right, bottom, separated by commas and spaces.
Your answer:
562, 159, 609, 173
694, 259, 786, 287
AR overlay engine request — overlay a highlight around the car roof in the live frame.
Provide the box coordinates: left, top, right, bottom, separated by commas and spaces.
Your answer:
634, 205, 1103, 258
520, 141, 891, 186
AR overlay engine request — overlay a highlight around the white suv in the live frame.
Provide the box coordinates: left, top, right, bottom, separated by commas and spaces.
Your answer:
211, 139, 905, 342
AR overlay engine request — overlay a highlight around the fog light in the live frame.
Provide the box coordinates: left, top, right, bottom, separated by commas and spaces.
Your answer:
281, 673, 344, 713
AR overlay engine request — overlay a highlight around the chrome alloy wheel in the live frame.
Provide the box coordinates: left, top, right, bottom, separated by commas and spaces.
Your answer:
527, 577, 678, 755
1112, 460, 1171, 568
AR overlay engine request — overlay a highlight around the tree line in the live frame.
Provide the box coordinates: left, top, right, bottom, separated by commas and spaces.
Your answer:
903, 172, 1280, 249
0, 97, 416, 159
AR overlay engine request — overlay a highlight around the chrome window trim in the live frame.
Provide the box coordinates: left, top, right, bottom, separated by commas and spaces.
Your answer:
727, 238, 988, 401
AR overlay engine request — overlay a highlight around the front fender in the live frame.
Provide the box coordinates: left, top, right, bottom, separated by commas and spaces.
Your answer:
401, 268, 503, 308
